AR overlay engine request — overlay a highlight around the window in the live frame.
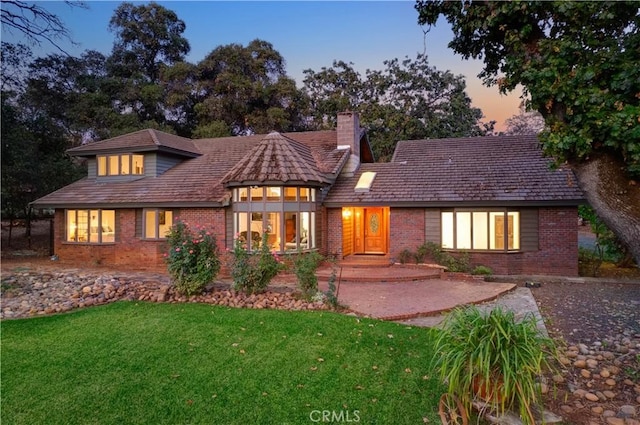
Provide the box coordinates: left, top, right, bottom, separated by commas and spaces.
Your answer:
66, 209, 115, 243
144, 209, 173, 239
233, 186, 317, 253
97, 154, 144, 176
442, 210, 520, 251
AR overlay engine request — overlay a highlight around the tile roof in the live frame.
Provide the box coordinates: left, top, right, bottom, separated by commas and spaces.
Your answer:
67, 129, 201, 157
33, 130, 348, 208
221, 132, 335, 186
324, 135, 584, 206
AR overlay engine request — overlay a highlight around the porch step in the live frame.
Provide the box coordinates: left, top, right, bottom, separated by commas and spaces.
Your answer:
317, 263, 442, 283
338, 254, 393, 268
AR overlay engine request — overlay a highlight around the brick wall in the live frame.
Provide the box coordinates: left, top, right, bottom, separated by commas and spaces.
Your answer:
446, 207, 579, 276
53, 208, 227, 272
324, 207, 343, 258
389, 208, 426, 258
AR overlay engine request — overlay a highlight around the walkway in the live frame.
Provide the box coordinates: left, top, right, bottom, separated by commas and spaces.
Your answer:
315, 264, 517, 321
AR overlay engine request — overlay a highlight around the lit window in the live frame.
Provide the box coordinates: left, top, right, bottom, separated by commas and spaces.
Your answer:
144, 209, 173, 239
441, 210, 520, 251
66, 209, 115, 243
97, 154, 144, 176
233, 186, 317, 253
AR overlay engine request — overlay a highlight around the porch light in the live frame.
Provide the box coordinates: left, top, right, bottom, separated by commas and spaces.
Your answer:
342, 208, 352, 218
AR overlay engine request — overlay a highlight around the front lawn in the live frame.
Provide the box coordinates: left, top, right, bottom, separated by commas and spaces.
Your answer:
1, 302, 442, 424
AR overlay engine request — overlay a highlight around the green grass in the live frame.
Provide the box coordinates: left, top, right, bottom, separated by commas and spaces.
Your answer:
1, 302, 443, 424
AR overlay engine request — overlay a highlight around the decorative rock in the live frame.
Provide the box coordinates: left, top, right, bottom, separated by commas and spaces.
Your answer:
586, 358, 599, 369
605, 379, 617, 387
619, 405, 636, 418
585, 392, 599, 402
601, 368, 611, 378
581, 369, 592, 378
574, 359, 587, 368
605, 418, 625, 425
591, 406, 604, 415
603, 390, 616, 399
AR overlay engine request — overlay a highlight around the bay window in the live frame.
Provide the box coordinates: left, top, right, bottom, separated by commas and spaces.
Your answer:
233, 186, 317, 252
442, 210, 520, 251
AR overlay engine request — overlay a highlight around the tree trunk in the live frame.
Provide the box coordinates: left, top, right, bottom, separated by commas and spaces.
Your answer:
572, 152, 640, 266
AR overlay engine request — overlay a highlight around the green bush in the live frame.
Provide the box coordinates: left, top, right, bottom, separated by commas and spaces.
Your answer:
231, 233, 285, 294
432, 306, 557, 425
165, 220, 221, 296
578, 246, 602, 277
419, 242, 471, 273
398, 249, 415, 264
293, 251, 323, 299
471, 265, 493, 276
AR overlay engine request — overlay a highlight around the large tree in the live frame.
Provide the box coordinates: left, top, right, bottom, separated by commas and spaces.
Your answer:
303, 55, 493, 161
107, 1, 190, 128
194, 39, 308, 136
416, 1, 640, 264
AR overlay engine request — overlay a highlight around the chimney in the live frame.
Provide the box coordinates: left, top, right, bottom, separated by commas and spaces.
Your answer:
337, 111, 361, 176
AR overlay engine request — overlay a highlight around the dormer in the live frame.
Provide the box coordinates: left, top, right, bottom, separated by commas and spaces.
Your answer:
67, 129, 200, 181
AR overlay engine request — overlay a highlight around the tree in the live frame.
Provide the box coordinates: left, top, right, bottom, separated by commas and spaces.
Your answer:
0, 1, 86, 54
303, 55, 494, 161
194, 39, 309, 136
107, 1, 190, 128
416, 1, 640, 264
504, 108, 545, 135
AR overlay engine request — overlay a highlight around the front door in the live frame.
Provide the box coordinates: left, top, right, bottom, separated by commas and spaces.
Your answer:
364, 207, 385, 254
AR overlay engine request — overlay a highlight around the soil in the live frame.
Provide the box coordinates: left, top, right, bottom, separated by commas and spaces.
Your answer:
2, 220, 640, 424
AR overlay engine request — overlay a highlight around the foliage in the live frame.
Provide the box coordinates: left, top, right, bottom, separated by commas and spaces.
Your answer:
164, 219, 221, 296
398, 249, 416, 264
1, 302, 443, 424
432, 306, 557, 425
0, 1, 86, 54
471, 265, 493, 276
419, 242, 470, 273
578, 247, 602, 278
293, 251, 323, 299
578, 205, 626, 265
324, 259, 339, 308
107, 2, 190, 128
194, 39, 309, 136
416, 0, 640, 264
302, 55, 494, 161
231, 232, 285, 294
503, 109, 545, 135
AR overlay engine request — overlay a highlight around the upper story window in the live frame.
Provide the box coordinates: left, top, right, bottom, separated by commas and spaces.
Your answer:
97, 154, 144, 176
442, 210, 520, 251
66, 209, 115, 243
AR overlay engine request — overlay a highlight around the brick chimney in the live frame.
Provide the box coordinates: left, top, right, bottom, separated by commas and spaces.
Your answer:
337, 111, 361, 176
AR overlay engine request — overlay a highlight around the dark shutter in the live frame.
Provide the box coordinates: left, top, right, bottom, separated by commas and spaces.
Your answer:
520, 208, 539, 252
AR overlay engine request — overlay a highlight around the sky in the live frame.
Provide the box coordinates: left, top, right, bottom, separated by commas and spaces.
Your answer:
3, 1, 522, 131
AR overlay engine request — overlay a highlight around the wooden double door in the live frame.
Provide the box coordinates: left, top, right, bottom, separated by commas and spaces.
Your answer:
353, 207, 388, 254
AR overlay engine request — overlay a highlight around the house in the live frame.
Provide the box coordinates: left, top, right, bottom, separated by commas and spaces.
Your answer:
32, 112, 585, 276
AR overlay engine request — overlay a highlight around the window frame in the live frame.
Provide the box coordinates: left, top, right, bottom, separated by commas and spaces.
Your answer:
65, 209, 116, 244
143, 209, 173, 240
441, 209, 520, 252
232, 186, 317, 253
97, 154, 144, 176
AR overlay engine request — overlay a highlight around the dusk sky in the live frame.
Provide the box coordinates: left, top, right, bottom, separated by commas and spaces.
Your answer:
4, 1, 522, 130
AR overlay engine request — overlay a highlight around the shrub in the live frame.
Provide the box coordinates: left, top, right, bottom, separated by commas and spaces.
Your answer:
293, 251, 323, 299
419, 242, 471, 273
432, 306, 557, 425
398, 249, 415, 264
165, 220, 221, 296
471, 265, 493, 276
231, 233, 285, 294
